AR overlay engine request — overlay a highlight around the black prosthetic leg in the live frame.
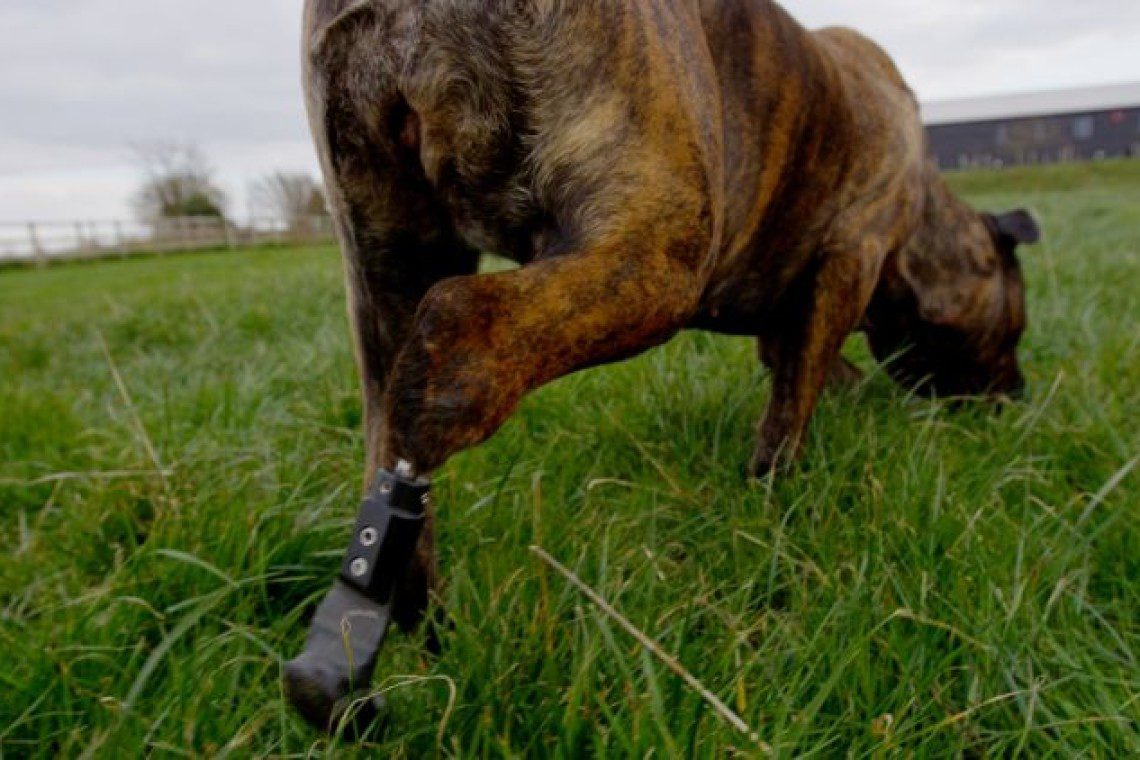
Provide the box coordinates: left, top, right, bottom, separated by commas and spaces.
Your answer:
284, 464, 430, 735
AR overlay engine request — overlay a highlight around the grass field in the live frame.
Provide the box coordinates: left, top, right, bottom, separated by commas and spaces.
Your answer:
2, 161, 1138, 757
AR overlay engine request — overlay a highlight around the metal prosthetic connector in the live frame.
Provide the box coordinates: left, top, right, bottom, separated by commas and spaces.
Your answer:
284, 463, 429, 736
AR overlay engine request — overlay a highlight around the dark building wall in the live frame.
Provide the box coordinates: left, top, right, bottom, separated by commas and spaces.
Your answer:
927, 107, 1140, 170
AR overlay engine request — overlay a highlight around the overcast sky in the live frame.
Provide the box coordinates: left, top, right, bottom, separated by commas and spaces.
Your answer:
1, 0, 1138, 224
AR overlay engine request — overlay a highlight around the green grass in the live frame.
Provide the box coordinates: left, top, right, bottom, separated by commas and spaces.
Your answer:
2, 161, 1138, 757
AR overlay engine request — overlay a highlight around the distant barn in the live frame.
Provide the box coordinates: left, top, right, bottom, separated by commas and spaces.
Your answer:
923, 82, 1140, 170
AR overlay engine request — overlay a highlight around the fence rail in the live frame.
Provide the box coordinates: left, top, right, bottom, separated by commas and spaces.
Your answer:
0, 215, 336, 265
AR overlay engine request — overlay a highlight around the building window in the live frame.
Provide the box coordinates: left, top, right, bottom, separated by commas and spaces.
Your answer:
1072, 116, 1095, 141
996, 125, 1010, 145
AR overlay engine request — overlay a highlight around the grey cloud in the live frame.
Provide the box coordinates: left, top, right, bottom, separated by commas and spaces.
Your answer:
1, 0, 1137, 221
793, 0, 1140, 95
0, 0, 307, 150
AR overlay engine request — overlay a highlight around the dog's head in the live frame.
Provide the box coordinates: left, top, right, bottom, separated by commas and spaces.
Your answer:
867, 207, 1040, 398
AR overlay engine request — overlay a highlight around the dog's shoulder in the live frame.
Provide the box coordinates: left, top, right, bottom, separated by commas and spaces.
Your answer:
814, 26, 911, 95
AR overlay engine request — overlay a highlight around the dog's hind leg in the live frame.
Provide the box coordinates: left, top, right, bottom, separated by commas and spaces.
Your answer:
285, 22, 478, 733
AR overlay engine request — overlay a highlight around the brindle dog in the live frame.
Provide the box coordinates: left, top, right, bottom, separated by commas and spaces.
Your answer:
291, 0, 1039, 730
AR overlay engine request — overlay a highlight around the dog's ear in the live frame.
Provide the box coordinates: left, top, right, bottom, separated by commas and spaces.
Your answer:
991, 209, 1041, 246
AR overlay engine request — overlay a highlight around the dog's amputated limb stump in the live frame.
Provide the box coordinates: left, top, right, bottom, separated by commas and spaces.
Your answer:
529, 545, 770, 752
285, 466, 430, 736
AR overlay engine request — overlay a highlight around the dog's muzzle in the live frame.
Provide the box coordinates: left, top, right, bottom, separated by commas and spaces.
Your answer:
283, 466, 429, 736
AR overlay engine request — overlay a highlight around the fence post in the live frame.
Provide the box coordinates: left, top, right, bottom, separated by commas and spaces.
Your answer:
28, 222, 46, 267
113, 220, 127, 256
74, 221, 87, 257
175, 217, 188, 254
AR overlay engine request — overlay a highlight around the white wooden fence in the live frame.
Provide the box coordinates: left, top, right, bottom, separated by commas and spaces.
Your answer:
0, 215, 336, 266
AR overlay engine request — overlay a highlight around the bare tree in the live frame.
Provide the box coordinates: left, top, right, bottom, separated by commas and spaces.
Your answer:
131, 142, 228, 224
249, 172, 327, 231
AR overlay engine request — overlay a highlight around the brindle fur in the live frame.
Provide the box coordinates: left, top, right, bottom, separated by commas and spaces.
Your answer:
302, 0, 1038, 630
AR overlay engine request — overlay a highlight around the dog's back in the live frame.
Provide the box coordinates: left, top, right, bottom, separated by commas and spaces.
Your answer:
304, 1, 927, 270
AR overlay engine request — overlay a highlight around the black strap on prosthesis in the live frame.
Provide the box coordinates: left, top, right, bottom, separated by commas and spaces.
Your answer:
284, 466, 430, 736
339, 470, 429, 602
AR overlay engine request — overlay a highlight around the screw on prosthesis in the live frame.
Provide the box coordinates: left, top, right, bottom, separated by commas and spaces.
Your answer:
284, 465, 429, 735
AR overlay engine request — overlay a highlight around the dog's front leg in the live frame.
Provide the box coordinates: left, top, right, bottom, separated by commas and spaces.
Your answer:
382, 244, 704, 473
286, 239, 704, 732
752, 252, 877, 478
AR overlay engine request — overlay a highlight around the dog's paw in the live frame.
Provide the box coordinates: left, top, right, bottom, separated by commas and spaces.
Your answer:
746, 452, 780, 483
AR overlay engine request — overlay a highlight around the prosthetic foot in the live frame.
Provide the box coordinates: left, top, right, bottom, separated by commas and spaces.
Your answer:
284, 463, 430, 735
